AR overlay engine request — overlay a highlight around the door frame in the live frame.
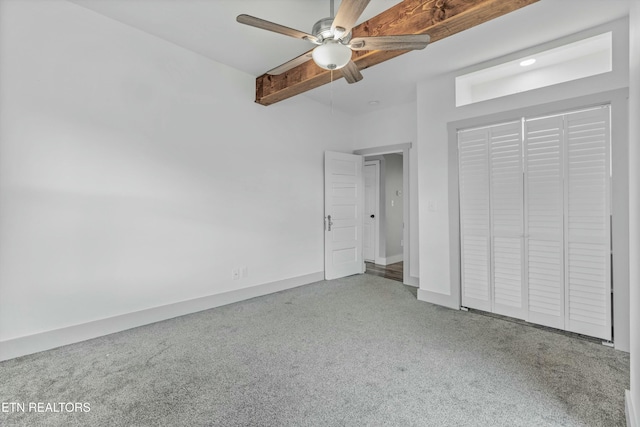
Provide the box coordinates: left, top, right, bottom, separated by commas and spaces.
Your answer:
364, 160, 381, 263
354, 143, 415, 287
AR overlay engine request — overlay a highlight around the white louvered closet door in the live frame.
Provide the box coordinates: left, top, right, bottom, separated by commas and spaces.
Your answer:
564, 107, 611, 340
489, 122, 525, 319
459, 106, 611, 340
524, 116, 566, 329
459, 128, 491, 312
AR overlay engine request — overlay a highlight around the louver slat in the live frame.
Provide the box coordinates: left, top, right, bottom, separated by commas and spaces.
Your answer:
564, 107, 611, 340
459, 128, 491, 311
458, 106, 611, 341
525, 116, 564, 329
489, 122, 525, 319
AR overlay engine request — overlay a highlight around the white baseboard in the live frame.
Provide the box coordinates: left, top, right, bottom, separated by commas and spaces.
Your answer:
404, 276, 419, 288
0, 272, 324, 362
627, 390, 638, 427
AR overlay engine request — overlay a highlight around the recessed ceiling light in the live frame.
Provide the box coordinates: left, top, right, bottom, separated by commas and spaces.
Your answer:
368, 100, 379, 106
456, 32, 612, 106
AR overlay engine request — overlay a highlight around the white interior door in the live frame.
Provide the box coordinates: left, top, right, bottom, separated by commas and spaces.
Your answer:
363, 162, 379, 262
325, 151, 365, 280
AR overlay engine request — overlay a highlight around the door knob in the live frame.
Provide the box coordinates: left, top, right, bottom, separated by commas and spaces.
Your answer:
370, 214, 375, 218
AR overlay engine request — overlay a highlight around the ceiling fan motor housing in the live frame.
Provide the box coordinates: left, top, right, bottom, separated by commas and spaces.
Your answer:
312, 17, 351, 44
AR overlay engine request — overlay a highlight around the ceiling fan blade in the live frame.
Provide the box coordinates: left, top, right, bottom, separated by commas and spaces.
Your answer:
341, 60, 363, 84
331, 0, 371, 38
237, 14, 319, 43
349, 34, 431, 51
266, 51, 314, 75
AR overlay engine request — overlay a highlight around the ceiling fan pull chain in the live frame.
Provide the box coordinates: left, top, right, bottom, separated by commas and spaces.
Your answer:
330, 69, 334, 115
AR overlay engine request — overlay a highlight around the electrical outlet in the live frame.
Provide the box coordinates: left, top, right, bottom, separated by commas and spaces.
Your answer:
232, 268, 240, 280
241, 266, 249, 278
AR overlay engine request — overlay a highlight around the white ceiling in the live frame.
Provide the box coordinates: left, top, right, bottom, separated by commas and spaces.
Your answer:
68, 0, 630, 115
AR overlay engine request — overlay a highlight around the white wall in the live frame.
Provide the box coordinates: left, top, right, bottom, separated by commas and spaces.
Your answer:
628, 2, 639, 425
0, 0, 353, 354
416, 18, 630, 346
384, 154, 403, 260
353, 101, 419, 279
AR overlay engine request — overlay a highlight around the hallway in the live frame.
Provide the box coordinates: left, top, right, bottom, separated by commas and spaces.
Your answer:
365, 261, 403, 283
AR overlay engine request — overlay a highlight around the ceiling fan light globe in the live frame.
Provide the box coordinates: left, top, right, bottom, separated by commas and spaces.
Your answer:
312, 42, 352, 70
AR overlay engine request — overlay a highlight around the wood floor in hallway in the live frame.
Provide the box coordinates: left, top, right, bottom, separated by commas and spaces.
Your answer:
365, 261, 403, 283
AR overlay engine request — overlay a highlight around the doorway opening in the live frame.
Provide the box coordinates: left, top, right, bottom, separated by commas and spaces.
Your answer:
354, 143, 413, 286
363, 154, 404, 282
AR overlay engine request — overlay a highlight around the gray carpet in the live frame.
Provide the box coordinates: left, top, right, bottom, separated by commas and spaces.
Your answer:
0, 275, 630, 426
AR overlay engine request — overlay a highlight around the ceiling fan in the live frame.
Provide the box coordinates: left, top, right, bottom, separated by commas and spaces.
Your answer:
237, 0, 431, 84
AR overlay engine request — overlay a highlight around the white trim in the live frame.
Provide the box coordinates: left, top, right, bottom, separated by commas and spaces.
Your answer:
401, 148, 411, 286
447, 122, 462, 310
0, 272, 324, 362
354, 143, 412, 156
627, 390, 638, 427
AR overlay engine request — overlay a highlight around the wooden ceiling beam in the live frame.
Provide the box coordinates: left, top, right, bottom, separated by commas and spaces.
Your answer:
254, 0, 539, 106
